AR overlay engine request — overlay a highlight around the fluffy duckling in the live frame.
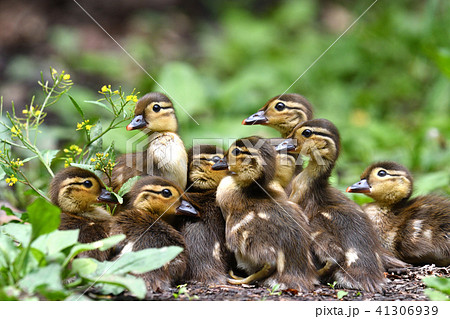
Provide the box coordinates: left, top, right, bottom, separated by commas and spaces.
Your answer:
179, 145, 231, 284
49, 167, 118, 261
110, 92, 188, 192
347, 161, 450, 266
110, 176, 198, 291
276, 119, 386, 292
242, 93, 314, 138
212, 136, 317, 291
243, 93, 314, 187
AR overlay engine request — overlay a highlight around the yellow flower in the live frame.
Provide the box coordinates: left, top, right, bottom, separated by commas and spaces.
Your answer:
90, 158, 96, 162
126, 95, 138, 103
11, 126, 21, 136
22, 109, 28, 114
5, 175, 18, 186
63, 74, 71, 81
85, 125, 93, 131
34, 110, 42, 116
76, 120, 93, 131
113, 90, 120, 94
52, 68, 58, 75
100, 85, 111, 93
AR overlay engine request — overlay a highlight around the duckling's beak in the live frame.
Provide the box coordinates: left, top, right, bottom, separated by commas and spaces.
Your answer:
176, 200, 199, 217
346, 179, 371, 193
275, 139, 297, 152
97, 188, 119, 203
126, 114, 147, 131
211, 158, 228, 170
242, 110, 268, 125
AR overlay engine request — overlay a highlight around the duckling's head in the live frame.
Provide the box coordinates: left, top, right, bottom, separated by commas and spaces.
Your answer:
276, 119, 341, 165
212, 136, 276, 188
49, 167, 117, 214
242, 93, 314, 138
187, 144, 227, 191
347, 161, 413, 205
126, 92, 178, 133
123, 176, 198, 224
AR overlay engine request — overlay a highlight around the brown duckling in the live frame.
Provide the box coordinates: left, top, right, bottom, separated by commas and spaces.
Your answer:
179, 144, 231, 284
243, 93, 315, 188
276, 119, 386, 292
347, 161, 450, 266
212, 136, 317, 291
110, 176, 198, 292
49, 167, 118, 261
242, 93, 314, 138
110, 92, 188, 192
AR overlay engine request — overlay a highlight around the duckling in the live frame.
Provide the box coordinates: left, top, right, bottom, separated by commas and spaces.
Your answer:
347, 161, 450, 266
179, 144, 231, 284
276, 119, 386, 292
49, 167, 118, 261
242, 93, 314, 138
212, 136, 317, 291
110, 176, 198, 292
110, 92, 188, 192
243, 93, 315, 187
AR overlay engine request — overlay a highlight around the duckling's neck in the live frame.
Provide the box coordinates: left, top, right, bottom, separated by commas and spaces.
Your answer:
289, 158, 334, 205
65, 206, 111, 222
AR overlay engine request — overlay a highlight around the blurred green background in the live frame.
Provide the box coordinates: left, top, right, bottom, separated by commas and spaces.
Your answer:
0, 0, 449, 207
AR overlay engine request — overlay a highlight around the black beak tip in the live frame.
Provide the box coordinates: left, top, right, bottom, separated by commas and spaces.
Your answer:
97, 189, 119, 204
211, 160, 228, 171
176, 200, 199, 217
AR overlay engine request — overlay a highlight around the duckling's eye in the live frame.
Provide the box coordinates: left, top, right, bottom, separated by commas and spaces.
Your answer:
275, 102, 286, 111
302, 129, 313, 138
83, 180, 93, 188
232, 148, 241, 156
377, 170, 387, 177
153, 104, 161, 112
211, 156, 221, 163
161, 189, 172, 198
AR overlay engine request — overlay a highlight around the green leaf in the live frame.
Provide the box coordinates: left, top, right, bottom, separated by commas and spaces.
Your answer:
19, 263, 64, 293
85, 100, 114, 114
88, 120, 103, 156
117, 176, 141, 197
27, 198, 61, 242
111, 192, 124, 205
423, 276, 450, 295
424, 288, 450, 301
32, 229, 79, 255
0, 286, 21, 301
89, 274, 146, 299
1, 223, 32, 245
63, 234, 125, 266
94, 246, 183, 275
70, 163, 97, 173
337, 291, 348, 299
0, 166, 5, 180
71, 258, 98, 277
0, 232, 20, 268
21, 155, 38, 163
41, 150, 59, 167
0, 163, 14, 176
68, 95, 84, 119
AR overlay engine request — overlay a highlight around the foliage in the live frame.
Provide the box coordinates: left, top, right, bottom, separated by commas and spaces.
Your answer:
336, 290, 348, 300
422, 276, 450, 301
172, 284, 199, 301
0, 198, 183, 300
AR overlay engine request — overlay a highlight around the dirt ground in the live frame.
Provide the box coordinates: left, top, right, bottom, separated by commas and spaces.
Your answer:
90, 265, 449, 301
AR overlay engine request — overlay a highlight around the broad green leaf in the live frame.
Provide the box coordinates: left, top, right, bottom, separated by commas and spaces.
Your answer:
117, 176, 141, 197
0, 205, 13, 216
63, 234, 125, 266
71, 258, 98, 277
70, 163, 97, 173
0, 286, 21, 301
0, 232, 20, 267
337, 290, 348, 299
424, 288, 450, 301
88, 274, 146, 299
111, 192, 124, 205
27, 198, 61, 242
19, 263, 64, 293
68, 95, 85, 118
423, 276, 450, 295
64, 293, 92, 301
41, 150, 59, 167
84, 100, 114, 114
94, 246, 183, 275
32, 229, 79, 255
1, 223, 32, 245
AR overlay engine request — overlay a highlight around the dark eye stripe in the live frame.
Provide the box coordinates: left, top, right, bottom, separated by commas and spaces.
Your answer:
285, 106, 307, 111
310, 131, 332, 138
